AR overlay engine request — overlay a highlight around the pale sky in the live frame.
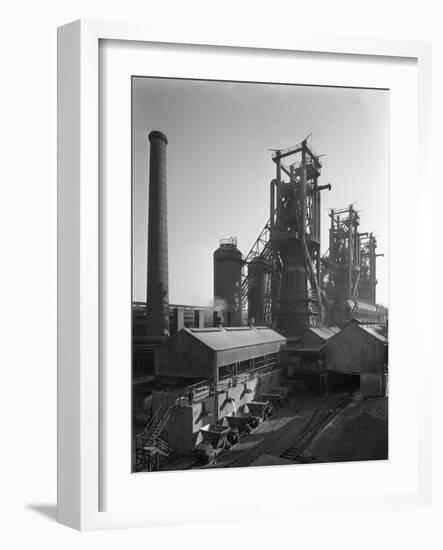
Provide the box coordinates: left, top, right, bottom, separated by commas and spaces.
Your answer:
132, 77, 389, 307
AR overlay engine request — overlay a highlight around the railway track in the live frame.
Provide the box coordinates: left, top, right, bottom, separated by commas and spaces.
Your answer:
279, 393, 352, 462
189, 393, 351, 470
216, 403, 302, 469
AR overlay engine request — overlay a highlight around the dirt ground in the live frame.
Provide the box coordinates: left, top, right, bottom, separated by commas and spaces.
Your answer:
135, 392, 388, 472
143, 394, 323, 471
298, 396, 388, 463
194, 394, 325, 469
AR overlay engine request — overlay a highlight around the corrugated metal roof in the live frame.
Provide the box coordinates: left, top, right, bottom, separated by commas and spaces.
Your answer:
358, 325, 387, 343
305, 326, 340, 341
296, 345, 325, 353
184, 326, 286, 351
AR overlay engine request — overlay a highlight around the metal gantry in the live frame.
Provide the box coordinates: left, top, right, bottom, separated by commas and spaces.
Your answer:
241, 137, 385, 332
240, 138, 332, 334
269, 138, 331, 335
320, 205, 362, 325
322, 205, 361, 293
359, 232, 383, 304
321, 206, 385, 325
240, 220, 280, 327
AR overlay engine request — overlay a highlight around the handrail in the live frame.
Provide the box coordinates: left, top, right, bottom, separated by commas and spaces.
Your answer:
136, 360, 279, 449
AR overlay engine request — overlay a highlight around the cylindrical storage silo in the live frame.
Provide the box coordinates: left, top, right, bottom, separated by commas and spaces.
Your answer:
213, 238, 243, 326
146, 130, 170, 337
247, 257, 270, 326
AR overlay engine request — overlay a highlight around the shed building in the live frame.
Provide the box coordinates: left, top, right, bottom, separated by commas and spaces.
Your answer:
279, 326, 340, 393
301, 326, 341, 348
132, 301, 213, 377
325, 319, 387, 396
157, 326, 286, 381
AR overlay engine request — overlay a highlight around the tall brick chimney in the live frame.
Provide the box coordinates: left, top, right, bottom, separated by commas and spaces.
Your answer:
146, 130, 170, 337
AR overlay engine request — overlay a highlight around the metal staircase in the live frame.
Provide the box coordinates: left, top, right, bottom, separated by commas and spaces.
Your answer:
136, 397, 175, 455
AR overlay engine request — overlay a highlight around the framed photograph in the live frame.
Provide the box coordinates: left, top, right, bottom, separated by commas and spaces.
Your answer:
57, 19, 433, 530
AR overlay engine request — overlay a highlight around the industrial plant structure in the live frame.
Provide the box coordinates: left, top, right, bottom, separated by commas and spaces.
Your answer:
133, 130, 388, 472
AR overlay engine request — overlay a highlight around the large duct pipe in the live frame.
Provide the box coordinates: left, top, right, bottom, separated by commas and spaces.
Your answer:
146, 130, 170, 337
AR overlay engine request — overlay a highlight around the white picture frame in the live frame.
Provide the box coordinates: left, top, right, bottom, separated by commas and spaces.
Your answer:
57, 19, 433, 531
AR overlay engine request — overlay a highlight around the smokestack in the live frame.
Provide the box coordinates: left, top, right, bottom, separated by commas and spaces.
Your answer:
146, 130, 170, 337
